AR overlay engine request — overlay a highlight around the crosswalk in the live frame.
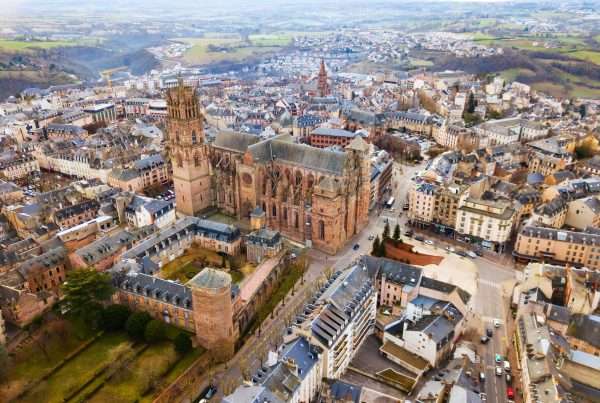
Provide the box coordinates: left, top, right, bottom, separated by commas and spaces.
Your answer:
479, 278, 503, 289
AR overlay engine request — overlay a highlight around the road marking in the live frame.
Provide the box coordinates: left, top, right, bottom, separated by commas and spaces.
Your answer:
479, 279, 502, 289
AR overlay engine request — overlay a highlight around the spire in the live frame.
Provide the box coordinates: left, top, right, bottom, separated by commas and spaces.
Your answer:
317, 58, 330, 97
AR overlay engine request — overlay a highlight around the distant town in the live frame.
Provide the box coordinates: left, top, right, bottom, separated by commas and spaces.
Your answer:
1, 1, 600, 403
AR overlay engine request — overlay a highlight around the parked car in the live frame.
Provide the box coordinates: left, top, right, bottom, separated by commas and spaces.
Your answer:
486, 328, 493, 337
480, 336, 489, 344
404, 230, 413, 237
495, 367, 503, 376
494, 319, 502, 328
197, 385, 217, 401
479, 372, 486, 382
474, 249, 483, 257
424, 239, 434, 245
504, 360, 511, 373
495, 354, 503, 364
368, 235, 375, 241
466, 251, 477, 258
506, 373, 512, 384
480, 393, 487, 401
415, 235, 424, 242
456, 250, 467, 257
353, 244, 360, 250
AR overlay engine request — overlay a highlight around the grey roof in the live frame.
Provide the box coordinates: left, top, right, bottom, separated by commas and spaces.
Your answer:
54, 199, 100, 221
409, 314, 456, 344
311, 127, 356, 138
536, 197, 567, 216
519, 225, 600, 247
567, 314, 600, 348
421, 276, 471, 305
16, 246, 67, 278
213, 130, 260, 153
361, 255, 422, 288
247, 229, 281, 247
328, 381, 362, 402
133, 154, 164, 170
188, 268, 231, 290
545, 304, 571, 325
116, 271, 193, 309
248, 135, 348, 175
583, 197, 600, 215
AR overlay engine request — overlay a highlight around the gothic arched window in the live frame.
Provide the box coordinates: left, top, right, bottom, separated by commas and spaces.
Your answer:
191, 130, 197, 145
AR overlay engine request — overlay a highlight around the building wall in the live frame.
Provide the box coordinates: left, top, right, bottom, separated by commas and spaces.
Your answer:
565, 198, 600, 231
514, 232, 600, 270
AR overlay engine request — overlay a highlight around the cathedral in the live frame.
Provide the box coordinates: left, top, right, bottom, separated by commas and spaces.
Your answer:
166, 81, 371, 254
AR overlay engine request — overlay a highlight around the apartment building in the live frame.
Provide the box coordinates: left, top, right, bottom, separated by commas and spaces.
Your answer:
15, 247, 68, 295
456, 197, 516, 252
408, 182, 436, 227
565, 196, 600, 230
125, 197, 176, 229
308, 127, 358, 148
514, 226, 600, 270
84, 103, 116, 123
246, 228, 283, 264
107, 154, 171, 193
0, 155, 40, 181
53, 199, 100, 230
46, 123, 88, 141
531, 197, 568, 229
292, 263, 377, 379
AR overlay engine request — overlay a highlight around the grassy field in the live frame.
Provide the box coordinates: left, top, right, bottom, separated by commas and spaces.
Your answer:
0, 39, 82, 53
569, 50, 600, 65
499, 67, 536, 82
0, 319, 95, 402
88, 342, 179, 403
19, 333, 133, 403
160, 245, 225, 282
179, 34, 284, 65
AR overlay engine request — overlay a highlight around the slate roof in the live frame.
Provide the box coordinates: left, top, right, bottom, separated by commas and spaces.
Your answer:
16, 246, 67, 278
54, 199, 100, 221
213, 130, 260, 153
311, 127, 356, 138
188, 268, 231, 290
116, 271, 193, 309
133, 154, 164, 170
567, 314, 600, 348
519, 225, 600, 246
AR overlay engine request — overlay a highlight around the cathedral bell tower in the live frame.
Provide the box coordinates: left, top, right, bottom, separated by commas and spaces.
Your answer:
167, 80, 212, 216
317, 58, 330, 97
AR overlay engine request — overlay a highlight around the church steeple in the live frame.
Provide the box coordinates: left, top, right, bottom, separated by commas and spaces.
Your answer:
317, 58, 330, 97
167, 82, 212, 216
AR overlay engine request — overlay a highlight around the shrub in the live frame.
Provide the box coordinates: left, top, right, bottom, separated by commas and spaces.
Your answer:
174, 332, 193, 354
144, 319, 167, 343
99, 304, 131, 332
125, 312, 152, 341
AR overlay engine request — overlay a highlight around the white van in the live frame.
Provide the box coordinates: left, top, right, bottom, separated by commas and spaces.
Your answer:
504, 360, 511, 372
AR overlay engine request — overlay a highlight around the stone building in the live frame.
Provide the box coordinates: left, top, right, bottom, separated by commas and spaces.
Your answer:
167, 82, 371, 255
246, 228, 283, 264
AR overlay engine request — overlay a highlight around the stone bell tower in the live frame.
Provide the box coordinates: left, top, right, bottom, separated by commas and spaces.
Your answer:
167, 80, 213, 216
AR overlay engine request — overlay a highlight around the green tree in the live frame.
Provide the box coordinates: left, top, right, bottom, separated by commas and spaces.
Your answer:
371, 236, 382, 257
99, 304, 131, 332
393, 224, 401, 241
60, 268, 113, 325
144, 320, 167, 343
125, 312, 152, 341
579, 104, 586, 118
174, 332, 193, 354
575, 142, 595, 159
382, 222, 390, 240
0, 344, 8, 381
466, 92, 477, 114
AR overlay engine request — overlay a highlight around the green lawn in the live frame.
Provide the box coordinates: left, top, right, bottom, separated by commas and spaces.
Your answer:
178, 36, 281, 65
19, 332, 133, 403
249, 33, 294, 47
88, 342, 179, 403
569, 50, 600, 65
500, 67, 536, 82
160, 245, 225, 282
0, 39, 81, 53
0, 319, 95, 402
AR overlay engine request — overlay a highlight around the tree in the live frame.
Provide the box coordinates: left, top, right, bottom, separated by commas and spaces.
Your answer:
144, 320, 167, 343
126, 312, 152, 341
0, 344, 8, 380
579, 104, 587, 118
393, 224, 401, 241
99, 304, 131, 332
174, 332, 193, 354
466, 92, 477, 114
60, 268, 113, 325
382, 222, 390, 240
575, 142, 596, 160
371, 236, 382, 257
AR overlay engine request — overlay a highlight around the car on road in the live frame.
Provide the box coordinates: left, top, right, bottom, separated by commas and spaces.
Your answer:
504, 360, 511, 373
495, 366, 503, 376
404, 229, 413, 237
474, 249, 483, 257
480, 336, 489, 344
368, 235, 375, 241
466, 251, 477, 258
494, 319, 502, 328
479, 393, 487, 401
415, 235, 424, 242
445, 246, 455, 253
197, 385, 217, 401
495, 354, 503, 364
424, 239, 434, 245
507, 386, 515, 399
486, 328, 493, 337
455, 250, 467, 257
353, 244, 360, 250
479, 372, 486, 382
506, 373, 512, 384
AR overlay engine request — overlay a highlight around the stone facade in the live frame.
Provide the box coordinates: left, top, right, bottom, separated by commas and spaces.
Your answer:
166, 81, 213, 216
168, 83, 371, 254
